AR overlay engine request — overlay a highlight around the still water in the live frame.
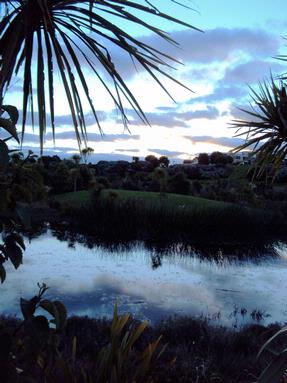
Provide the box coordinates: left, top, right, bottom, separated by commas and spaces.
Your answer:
1, 229, 287, 328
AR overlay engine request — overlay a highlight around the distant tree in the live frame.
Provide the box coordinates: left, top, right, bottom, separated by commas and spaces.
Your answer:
167, 172, 190, 195
71, 154, 81, 165
210, 151, 233, 165
198, 153, 209, 165
185, 165, 201, 180
51, 163, 72, 193
79, 165, 94, 189
191, 180, 203, 196
70, 168, 80, 192
132, 156, 139, 163
81, 147, 94, 164
153, 168, 167, 198
39, 155, 54, 168
145, 155, 160, 169
159, 156, 170, 168
10, 152, 24, 165
9, 164, 46, 203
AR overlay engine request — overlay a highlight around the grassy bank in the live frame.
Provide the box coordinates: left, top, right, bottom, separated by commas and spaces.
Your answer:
55, 189, 229, 210
0, 314, 280, 383
52, 189, 286, 242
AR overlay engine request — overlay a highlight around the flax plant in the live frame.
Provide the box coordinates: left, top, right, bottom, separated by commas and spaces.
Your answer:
232, 77, 287, 180
0, 0, 200, 152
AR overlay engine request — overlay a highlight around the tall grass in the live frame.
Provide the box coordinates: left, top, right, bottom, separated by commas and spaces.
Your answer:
1, 314, 280, 383
63, 194, 284, 242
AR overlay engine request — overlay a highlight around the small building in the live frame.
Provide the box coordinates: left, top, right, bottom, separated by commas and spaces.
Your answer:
231, 151, 254, 165
183, 158, 198, 165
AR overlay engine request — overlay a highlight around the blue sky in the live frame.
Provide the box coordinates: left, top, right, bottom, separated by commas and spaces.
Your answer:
2, 0, 287, 162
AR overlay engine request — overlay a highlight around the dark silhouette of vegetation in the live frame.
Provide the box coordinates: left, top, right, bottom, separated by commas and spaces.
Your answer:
210, 151, 233, 165
233, 77, 287, 179
61, 193, 286, 242
167, 172, 190, 195
0, 305, 283, 383
0, 105, 28, 282
198, 152, 210, 165
0, 0, 200, 150
0, 285, 166, 383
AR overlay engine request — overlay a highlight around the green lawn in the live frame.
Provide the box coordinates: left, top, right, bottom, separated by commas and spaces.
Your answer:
55, 189, 231, 210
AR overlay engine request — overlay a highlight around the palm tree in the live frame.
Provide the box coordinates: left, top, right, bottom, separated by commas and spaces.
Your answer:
232, 77, 287, 179
81, 146, 94, 163
0, 1, 200, 151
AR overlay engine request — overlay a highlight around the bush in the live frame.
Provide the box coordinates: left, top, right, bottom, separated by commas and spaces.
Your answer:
167, 172, 190, 195
0, 287, 165, 383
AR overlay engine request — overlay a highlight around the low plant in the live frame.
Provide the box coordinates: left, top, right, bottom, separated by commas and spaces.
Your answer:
0, 104, 27, 282
257, 325, 287, 382
0, 285, 166, 382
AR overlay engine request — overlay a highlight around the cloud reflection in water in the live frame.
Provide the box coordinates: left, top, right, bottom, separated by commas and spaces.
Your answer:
1, 231, 287, 327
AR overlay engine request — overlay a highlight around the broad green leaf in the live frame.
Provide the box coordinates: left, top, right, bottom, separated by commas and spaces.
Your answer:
1, 105, 19, 124
30, 315, 50, 337
5, 244, 22, 269
11, 233, 25, 251
0, 117, 19, 143
39, 299, 57, 318
53, 300, 67, 330
0, 264, 6, 283
15, 204, 32, 228
39, 299, 67, 330
20, 297, 37, 320
0, 140, 9, 170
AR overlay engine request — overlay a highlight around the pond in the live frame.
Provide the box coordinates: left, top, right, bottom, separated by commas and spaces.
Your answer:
1, 228, 287, 328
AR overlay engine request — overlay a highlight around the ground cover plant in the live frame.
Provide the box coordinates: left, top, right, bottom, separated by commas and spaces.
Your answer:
0, 299, 284, 383
0, 285, 167, 383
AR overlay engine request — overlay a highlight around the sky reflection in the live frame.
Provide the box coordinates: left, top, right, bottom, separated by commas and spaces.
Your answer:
1, 231, 287, 328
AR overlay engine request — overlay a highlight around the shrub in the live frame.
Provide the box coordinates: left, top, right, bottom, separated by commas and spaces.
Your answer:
0, 286, 165, 383
167, 172, 190, 195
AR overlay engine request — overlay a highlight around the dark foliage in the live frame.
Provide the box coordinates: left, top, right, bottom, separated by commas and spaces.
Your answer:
0, 314, 281, 383
63, 196, 286, 243
167, 172, 190, 195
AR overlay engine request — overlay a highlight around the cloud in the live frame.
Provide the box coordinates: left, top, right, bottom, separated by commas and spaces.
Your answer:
115, 148, 140, 153
80, 27, 280, 80
223, 60, 285, 84
228, 104, 260, 120
10, 110, 109, 130
2, 131, 140, 145
18, 145, 79, 156
184, 135, 247, 148
123, 105, 220, 128
125, 28, 280, 72
192, 85, 248, 104
179, 106, 220, 120
148, 149, 186, 157
158, 27, 279, 63
15, 145, 143, 162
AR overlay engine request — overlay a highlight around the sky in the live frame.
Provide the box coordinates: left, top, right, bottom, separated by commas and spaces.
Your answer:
2, 0, 287, 163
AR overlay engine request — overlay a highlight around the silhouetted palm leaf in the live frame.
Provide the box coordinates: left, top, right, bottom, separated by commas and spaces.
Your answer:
232, 77, 287, 179
0, 0, 200, 151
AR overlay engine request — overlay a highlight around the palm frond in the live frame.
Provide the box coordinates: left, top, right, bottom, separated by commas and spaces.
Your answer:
231, 76, 287, 179
0, 0, 201, 152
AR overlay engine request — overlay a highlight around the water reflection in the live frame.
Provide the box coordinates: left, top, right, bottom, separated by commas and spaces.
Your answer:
51, 227, 282, 264
1, 228, 287, 328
